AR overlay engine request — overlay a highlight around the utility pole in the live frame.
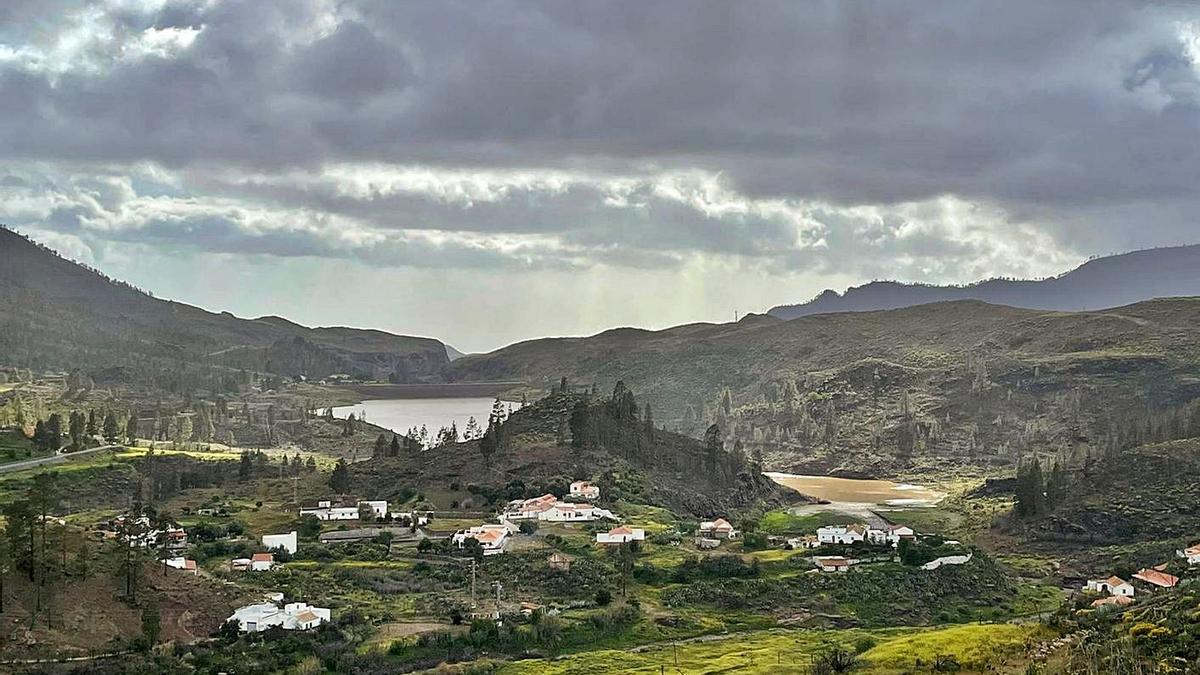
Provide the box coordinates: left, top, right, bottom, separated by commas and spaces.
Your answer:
493, 581, 502, 617
470, 559, 477, 608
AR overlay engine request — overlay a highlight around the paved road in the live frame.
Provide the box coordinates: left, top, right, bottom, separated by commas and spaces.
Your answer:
0, 445, 121, 474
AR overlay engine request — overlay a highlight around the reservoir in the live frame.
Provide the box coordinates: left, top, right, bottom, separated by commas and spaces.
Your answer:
332, 397, 505, 435
765, 472, 944, 506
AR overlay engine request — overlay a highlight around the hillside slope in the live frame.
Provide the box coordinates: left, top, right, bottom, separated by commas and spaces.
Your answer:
0, 228, 448, 385
449, 298, 1200, 475
351, 388, 798, 518
769, 244, 1200, 319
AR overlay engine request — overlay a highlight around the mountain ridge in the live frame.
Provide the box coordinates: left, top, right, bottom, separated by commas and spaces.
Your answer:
768, 244, 1200, 319
0, 227, 449, 385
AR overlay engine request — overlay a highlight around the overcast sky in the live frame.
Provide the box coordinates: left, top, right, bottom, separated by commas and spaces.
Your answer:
2, 1, 1199, 352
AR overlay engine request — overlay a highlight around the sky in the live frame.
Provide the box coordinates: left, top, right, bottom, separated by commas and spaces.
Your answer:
2, 1, 1200, 353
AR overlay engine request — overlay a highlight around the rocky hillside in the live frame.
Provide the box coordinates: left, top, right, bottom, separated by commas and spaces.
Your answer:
350, 388, 800, 519
769, 244, 1200, 319
449, 298, 1200, 476
0, 227, 448, 385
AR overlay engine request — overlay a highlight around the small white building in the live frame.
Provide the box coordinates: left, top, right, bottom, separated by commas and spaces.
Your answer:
390, 511, 430, 526
1085, 576, 1135, 597
452, 524, 512, 555
698, 518, 739, 539
262, 531, 298, 555
786, 535, 821, 550
817, 524, 868, 545
1177, 544, 1200, 565
867, 524, 915, 546
596, 526, 645, 544
569, 481, 601, 500
251, 552, 276, 571
359, 500, 389, 519
542, 502, 614, 522
920, 553, 972, 570
164, 557, 198, 574
228, 599, 331, 632
300, 499, 388, 521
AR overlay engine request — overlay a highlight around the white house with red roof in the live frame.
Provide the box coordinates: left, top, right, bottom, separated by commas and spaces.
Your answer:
453, 523, 512, 555
596, 525, 645, 544
251, 552, 276, 571
698, 518, 739, 539
504, 494, 614, 522
569, 481, 601, 500
1085, 575, 1135, 597
1177, 544, 1200, 565
228, 598, 331, 632
1132, 567, 1179, 590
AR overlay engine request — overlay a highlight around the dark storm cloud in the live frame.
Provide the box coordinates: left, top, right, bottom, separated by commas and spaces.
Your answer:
1, 0, 1198, 276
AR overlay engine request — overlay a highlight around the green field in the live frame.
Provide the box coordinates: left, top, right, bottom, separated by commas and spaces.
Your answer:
498, 623, 1047, 674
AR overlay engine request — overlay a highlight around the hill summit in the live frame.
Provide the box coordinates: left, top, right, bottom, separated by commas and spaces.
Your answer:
769, 244, 1200, 319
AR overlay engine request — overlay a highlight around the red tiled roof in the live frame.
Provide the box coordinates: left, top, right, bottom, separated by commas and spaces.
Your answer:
1133, 568, 1179, 588
609, 526, 633, 535
251, 553, 274, 562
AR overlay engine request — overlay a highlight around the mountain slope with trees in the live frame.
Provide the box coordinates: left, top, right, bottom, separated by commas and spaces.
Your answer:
349, 383, 798, 518
0, 227, 448, 388
769, 244, 1200, 319
449, 298, 1200, 475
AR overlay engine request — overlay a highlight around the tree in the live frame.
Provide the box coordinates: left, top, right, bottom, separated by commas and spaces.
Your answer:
102, 412, 121, 444
330, 459, 350, 495
373, 433, 389, 459
125, 413, 140, 445
141, 597, 162, 648
86, 409, 98, 436
389, 434, 401, 457
464, 416, 482, 440
238, 451, 253, 482
342, 414, 357, 437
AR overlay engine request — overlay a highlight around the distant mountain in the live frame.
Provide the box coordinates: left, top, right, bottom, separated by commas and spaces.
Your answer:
768, 244, 1200, 319
0, 227, 448, 385
449, 297, 1200, 475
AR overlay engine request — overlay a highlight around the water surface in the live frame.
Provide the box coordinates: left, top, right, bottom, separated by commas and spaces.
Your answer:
332, 397, 505, 435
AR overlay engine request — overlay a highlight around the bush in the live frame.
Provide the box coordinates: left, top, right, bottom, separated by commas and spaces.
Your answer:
595, 589, 612, 606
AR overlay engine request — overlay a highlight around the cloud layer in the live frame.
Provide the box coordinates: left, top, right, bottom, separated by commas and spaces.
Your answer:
2, 1, 1199, 349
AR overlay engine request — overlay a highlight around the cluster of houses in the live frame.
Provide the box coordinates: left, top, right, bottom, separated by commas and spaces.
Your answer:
1083, 562, 1182, 609
227, 593, 331, 632
452, 481, 619, 555
298, 498, 432, 527
96, 515, 189, 550
786, 522, 973, 573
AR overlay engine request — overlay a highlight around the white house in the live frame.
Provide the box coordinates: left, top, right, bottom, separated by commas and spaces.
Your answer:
228, 599, 331, 632
698, 518, 739, 539
359, 500, 388, 519
504, 494, 614, 522
300, 500, 388, 521
920, 553, 973, 570
1085, 576, 1135, 597
452, 524, 511, 555
250, 552, 275, 571
814, 556, 852, 572
569, 481, 601, 500
502, 494, 561, 520
1177, 544, 1200, 565
262, 531, 298, 555
542, 502, 615, 522
786, 535, 821, 550
817, 524, 868, 545
164, 557, 198, 574
596, 526, 645, 544
867, 524, 915, 546
391, 511, 430, 526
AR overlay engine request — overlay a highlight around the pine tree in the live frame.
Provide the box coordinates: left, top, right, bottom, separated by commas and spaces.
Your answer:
125, 414, 139, 445
100, 411, 119, 443
389, 434, 401, 457
330, 459, 350, 494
